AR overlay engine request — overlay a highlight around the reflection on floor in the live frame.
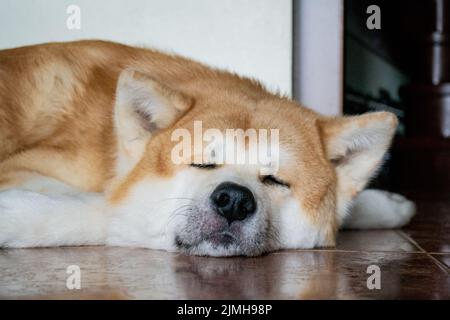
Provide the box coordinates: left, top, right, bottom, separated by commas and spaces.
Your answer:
0, 200, 449, 299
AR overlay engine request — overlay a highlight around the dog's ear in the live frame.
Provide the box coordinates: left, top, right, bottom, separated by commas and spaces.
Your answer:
114, 69, 193, 175
319, 111, 398, 206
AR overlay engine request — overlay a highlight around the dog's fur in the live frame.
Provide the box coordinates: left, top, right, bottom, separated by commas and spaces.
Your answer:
0, 41, 415, 256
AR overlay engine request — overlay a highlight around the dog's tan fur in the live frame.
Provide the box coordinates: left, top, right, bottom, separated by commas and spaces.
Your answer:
0, 40, 399, 253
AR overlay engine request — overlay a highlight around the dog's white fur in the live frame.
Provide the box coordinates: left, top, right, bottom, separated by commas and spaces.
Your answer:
0, 182, 415, 250
0, 141, 416, 254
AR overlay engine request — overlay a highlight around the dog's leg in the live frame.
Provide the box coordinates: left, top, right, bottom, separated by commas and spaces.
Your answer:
0, 174, 107, 248
341, 189, 416, 229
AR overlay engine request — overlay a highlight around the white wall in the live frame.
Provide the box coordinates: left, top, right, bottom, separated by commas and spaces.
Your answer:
293, 0, 344, 115
0, 0, 292, 96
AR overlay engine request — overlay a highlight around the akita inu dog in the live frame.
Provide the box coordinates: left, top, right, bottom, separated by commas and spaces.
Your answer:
0, 41, 415, 256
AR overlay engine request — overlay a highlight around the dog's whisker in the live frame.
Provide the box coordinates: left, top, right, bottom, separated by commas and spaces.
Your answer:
163, 204, 196, 233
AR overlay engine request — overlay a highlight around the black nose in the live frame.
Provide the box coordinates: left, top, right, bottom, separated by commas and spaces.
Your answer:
210, 182, 257, 223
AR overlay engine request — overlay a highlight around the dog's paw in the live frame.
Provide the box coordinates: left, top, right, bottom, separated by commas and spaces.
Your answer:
0, 189, 56, 247
0, 188, 107, 248
379, 190, 416, 226
343, 189, 416, 229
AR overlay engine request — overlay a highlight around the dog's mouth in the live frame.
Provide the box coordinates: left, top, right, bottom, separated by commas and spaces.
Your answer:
206, 231, 237, 247
175, 230, 238, 251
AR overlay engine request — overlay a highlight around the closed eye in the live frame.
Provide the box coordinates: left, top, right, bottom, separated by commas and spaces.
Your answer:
190, 163, 218, 169
260, 175, 290, 188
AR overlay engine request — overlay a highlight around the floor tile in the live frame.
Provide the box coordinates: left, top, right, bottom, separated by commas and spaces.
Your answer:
404, 200, 450, 253
432, 254, 450, 271
336, 230, 418, 252
0, 247, 448, 299
404, 228, 450, 253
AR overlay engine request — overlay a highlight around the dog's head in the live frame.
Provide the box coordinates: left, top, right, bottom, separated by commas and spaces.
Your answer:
106, 69, 397, 256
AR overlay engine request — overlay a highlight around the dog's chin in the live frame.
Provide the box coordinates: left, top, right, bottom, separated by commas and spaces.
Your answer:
175, 235, 265, 257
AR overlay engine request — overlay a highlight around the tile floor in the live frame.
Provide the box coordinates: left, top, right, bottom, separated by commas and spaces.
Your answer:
0, 200, 448, 299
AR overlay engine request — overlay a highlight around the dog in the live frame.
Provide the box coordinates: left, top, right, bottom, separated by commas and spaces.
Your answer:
0, 40, 415, 256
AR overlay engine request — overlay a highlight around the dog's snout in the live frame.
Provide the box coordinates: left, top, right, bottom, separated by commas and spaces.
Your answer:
210, 182, 256, 223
